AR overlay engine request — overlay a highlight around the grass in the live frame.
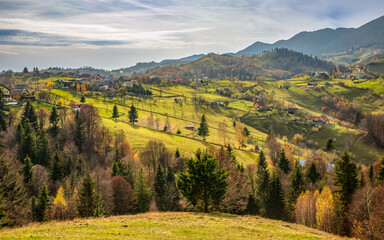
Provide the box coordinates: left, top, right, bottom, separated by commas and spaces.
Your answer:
0, 212, 349, 240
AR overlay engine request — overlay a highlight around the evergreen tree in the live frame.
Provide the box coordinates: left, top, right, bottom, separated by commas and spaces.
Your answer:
49, 106, 60, 137
135, 168, 151, 213
177, 150, 229, 212
73, 110, 85, 153
35, 184, 51, 222
21, 101, 38, 130
20, 121, 38, 163
22, 156, 33, 184
111, 159, 133, 187
50, 152, 64, 182
197, 114, 209, 141
154, 165, 167, 211
0, 190, 6, 227
256, 151, 270, 215
112, 105, 118, 119
334, 152, 358, 205
368, 164, 374, 185
267, 173, 285, 220
277, 149, 291, 174
80, 95, 85, 103
36, 129, 50, 166
287, 161, 304, 220
376, 158, 384, 185
77, 174, 104, 217
165, 166, 180, 211
0, 90, 7, 132
306, 162, 321, 184
325, 138, 335, 151
128, 105, 138, 124
175, 149, 180, 158
23, 67, 28, 74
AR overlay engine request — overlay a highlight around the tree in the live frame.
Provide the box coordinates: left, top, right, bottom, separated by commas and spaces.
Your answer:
21, 101, 38, 130
49, 106, 60, 137
50, 152, 64, 182
368, 164, 374, 185
20, 121, 38, 163
22, 156, 33, 184
316, 186, 335, 233
37, 129, 50, 166
111, 159, 133, 186
154, 166, 167, 211
267, 173, 285, 219
177, 150, 229, 212
0, 90, 7, 132
266, 131, 280, 164
140, 140, 167, 175
77, 174, 104, 217
295, 191, 316, 227
325, 139, 335, 151
217, 119, 228, 145
111, 176, 136, 215
128, 105, 138, 124
112, 105, 118, 119
80, 95, 85, 103
334, 152, 358, 205
287, 161, 305, 220
256, 151, 270, 215
53, 185, 68, 219
175, 149, 180, 158
306, 162, 321, 184
198, 114, 209, 141
135, 168, 151, 213
234, 121, 246, 148
277, 149, 291, 174
23, 67, 28, 74
73, 110, 85, 153
35, 184, 51, 222
376, 158, 384, 185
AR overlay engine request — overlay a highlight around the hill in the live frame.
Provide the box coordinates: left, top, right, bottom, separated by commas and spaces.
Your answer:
0, 212, 348, 239
148, 49, 335, 80
237, 15, 384, 63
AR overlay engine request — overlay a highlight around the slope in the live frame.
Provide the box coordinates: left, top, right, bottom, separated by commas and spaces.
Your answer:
0, 212, 348, 240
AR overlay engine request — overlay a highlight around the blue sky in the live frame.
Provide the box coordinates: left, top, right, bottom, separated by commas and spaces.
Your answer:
0, 0, 383, 71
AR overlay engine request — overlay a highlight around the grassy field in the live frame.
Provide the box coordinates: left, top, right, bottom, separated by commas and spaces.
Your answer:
0, 212, 349, 240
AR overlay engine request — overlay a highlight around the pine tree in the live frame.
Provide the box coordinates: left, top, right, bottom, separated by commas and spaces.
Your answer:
177, 150, 229, 212
267, 173, 285, 219
36, 184, 51, 222
154, 165, 167, 211
49, 106, 60, 137
23, 67, 28, 74
80, 95, 85, 103
20, 121, 38, 163
77, 174, 104, 217
51, 152, 64, 182
21, 101, 38, 130
128, 105, 138, 124
197, 114, 209, 141
37, 129, 50, 166
256, 151, 270, 215
0, 90, 7, 132
0, 190, 7, 227
175, 149, 180, 158
334, 152, 358, 205
368, 164, 374, 185
287, 161, 305, 220
165, 166, 180, 211
22, 156, 33, 184
277, 149, 291, 174
376, 158, 384, 185
306, 162, 321, 184
135, 168, 151, 213
325, 138, 335, 151
112, 105, 118, 119
73, 110, 85, 153
111, 159, 133, 186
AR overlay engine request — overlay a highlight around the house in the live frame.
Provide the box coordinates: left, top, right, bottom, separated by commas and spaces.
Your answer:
91, 74, 103, 82
122, 80, 134, 87
287, 108, 299, 115
307, 116, 329, 125
325, 82, 333, 87
11, 89, 35, 101
307, 83, 314, 88
14, 84, 29, 91
253, 101, 269, 110
298, 160, 306, 167
219, 102, 224, 106
252, 95, 262, 101
118, 76, 130, 82
95, 80, 113, 91
171, 78, 183, 84
0, 84, 14, 102
55, 79, 74, 88
185, 124, 195, 130
42, 72, 51, 78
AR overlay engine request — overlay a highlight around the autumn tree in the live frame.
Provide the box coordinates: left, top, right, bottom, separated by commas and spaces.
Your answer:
53, 185, 68, 219
177, 150, 229, 212
266, 131, 280, 164
295, 190, 316, 227
316, 186, 335, 233
217, 119, 228, 145
111, 176, 137, 215
198, 114, 209, 141
140, 140, 167, 175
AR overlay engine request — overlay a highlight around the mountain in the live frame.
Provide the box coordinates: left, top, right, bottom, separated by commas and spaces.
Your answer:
148, 49, 335, 80
237, 15, 384, 62
161, 53, 207, 63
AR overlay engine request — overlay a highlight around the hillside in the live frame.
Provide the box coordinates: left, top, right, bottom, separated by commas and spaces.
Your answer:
237, 15, 384, 63
0, 212, 348, 240
148, 49, 334, 80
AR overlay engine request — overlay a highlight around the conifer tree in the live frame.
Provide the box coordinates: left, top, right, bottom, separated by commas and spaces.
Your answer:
0, 90, 7, 132
135, 168, 151, 213
35, 184, 51, 222
334, 151, 358, 205
49, 106, 60, 137
20, 121, 38, 163
277, 149, 291, 174
165, 166, 180, 211
267, 173, 285, 219
154, 165, 167, 211
37, 129, 50, 166
175, 149, 180, 158
51, 152, 64, 182
0, 190, 6, 227
112, 104, 118, 119
256, 151, 270, 214
77, 174, 104, 217
80, 95, 85, 103
73, 110, 85, 153
325, 138, 335, 151
177, 150, 229, 212
368, 164, 374, 185
111, 159, 133, 187
197, 114, 209, 141
21, 101, 38, 130
306, 162, 321, 184
287, 161, 304, 220
376, 158, 384, 185
22, 156, 33, 184
128, 105, 138, 124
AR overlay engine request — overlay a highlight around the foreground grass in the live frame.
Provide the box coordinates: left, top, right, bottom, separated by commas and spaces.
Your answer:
0, 212, 349, 240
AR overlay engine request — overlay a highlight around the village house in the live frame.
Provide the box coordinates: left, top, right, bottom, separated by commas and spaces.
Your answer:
0, 84, 14, 102
91, 74, 103, 82
253, 101, 269, 110
185, 124, 195, 130
307, 116, 329, 125
307, 83, 314, 88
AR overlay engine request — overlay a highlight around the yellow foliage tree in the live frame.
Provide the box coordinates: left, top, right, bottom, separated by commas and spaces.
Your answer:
234, 121, 246, 149
76, 83, 80, 91
295, 190, 316, 227
217, 119, 228, 145
54, 185, 67, 207
81, 84, 86, 93
315, 186, 335, 232
47, 82, 54, 87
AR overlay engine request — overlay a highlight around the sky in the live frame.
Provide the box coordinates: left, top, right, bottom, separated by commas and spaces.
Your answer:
0, 0, 383, 71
